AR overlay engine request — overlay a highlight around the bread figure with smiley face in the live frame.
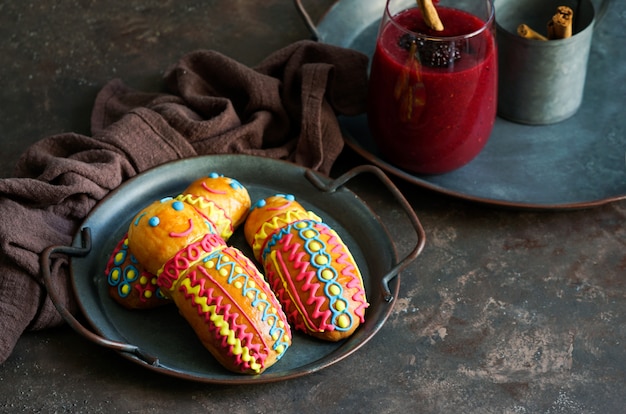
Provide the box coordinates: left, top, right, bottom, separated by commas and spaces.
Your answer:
104, 173, 250, 309
106, 174, 292, 374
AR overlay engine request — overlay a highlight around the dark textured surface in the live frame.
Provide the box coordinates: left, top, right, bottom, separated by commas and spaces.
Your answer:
1, 0, 626, 413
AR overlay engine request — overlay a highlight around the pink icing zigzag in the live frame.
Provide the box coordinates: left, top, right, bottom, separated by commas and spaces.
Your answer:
275, 232, 335, 331
265, 267, 308, 333
320, 226, 369, 322
180, 262, 267, 371
158, 233, 224, 289
157, 233, 271, 371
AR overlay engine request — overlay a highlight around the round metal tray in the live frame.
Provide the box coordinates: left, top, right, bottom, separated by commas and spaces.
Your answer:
42, 155, 425, 384
295, 0, 623, 209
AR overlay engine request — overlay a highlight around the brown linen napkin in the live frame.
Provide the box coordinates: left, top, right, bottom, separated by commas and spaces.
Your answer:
0, 40, 368, 363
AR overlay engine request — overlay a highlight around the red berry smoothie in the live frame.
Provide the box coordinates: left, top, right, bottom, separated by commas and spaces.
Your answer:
367, 6, 497, 174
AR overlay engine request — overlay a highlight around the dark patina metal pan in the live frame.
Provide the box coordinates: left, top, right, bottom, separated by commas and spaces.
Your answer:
41, 155, 425, 384
295, 0, 622, 209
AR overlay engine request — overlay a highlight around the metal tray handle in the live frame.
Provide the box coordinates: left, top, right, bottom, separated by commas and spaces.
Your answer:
293, 0, 321, 41
41, 228, 159, 366
306, 164, 426, 302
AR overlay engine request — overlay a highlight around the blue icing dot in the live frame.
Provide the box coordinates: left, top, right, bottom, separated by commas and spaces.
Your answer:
230, 179, 243, 190
113, 248, 127, 265
118, 282, 131, 298
276, 193, 295, 201
108, 267, 121, 286
124, 265, 140, 282
209, 172, 221, 178
160, 197, 173, 203
251, 199, 267, 210
149, 216, 160, 227
172, 201, 184, 211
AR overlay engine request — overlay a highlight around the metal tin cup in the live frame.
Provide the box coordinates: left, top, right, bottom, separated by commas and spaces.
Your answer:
495, 0, 595, 124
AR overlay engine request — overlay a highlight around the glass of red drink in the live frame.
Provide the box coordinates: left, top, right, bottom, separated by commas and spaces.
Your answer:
367, 0, 497, 175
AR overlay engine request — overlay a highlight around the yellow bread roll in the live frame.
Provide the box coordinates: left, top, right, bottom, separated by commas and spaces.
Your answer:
244, 194, 369, 342
124, 177, 291, 374
158, 233, 292, 374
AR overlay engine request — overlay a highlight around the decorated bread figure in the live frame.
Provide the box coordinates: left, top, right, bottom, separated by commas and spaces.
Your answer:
126, 194, 291, 374
244, 194, 369, 341
105, 173, 251, 309
157, 232, 292, 374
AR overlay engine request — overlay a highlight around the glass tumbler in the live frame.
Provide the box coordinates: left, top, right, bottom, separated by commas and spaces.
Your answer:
367, 0, 497, 175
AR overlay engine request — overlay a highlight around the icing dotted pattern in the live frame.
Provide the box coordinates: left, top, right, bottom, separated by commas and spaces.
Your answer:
319, 225, 369, 322
262, 219, 359, 332
250, 209, 322, 262
159, 233, 290, 374
105, 237, 167, 302
158, 233, 225, 289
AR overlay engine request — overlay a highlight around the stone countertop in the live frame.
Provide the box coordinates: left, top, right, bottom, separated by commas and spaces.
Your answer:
1, 0, 624, 413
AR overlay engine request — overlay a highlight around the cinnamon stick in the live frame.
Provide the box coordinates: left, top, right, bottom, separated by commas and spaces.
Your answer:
547, 6, 573, 39
517, 24, 548, 41
417, 0, 444, 31
394, 41, 425, 122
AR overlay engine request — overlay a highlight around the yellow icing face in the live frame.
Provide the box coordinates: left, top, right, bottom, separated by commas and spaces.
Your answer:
127, 197, 213, 275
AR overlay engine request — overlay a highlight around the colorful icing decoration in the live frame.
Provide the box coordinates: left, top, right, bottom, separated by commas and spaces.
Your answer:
261, 220, 366, 333
159, 233, 291, 373
120, 175, 289, 374
175, 193, 233, 239
244, 194, 369, 342
104, 235, 169, 310
247, 198, 322, 262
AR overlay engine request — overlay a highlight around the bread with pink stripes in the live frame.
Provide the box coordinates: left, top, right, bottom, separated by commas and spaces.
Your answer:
244, 194, 369, 341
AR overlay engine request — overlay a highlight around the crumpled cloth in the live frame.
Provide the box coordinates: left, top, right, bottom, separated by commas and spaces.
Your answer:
0, 40, 368, 363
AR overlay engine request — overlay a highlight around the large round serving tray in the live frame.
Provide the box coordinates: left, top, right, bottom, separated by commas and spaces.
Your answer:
295, 0, 624, 209
48, 155, 424, 384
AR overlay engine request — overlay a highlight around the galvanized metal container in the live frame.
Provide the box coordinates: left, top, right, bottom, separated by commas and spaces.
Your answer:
495, 0, 596, 124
